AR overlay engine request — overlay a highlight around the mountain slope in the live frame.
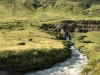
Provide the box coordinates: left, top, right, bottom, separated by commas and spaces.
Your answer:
0, 0, 100, 21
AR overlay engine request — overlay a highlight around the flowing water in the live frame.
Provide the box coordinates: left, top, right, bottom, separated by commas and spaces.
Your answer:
25, 36, 88, 75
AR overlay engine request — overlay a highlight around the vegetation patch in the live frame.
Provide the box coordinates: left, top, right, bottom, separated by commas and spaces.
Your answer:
62, 41, 71, 48
39, 23, 56, 35
94, 46, 100, 52
79, 40, 94, 43
73, 31, 100, 75
0, 47, 71, 73
56, 33, 65, 40
0, 21, 64, 50
76, 35, 87, 40
0, 20, 71, 73
16, 42, 26, 45
28, 38, 33, 42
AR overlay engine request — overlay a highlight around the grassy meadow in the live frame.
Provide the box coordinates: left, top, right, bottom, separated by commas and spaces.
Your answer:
72, 31, 100, 75
0, 0, 100, 74
0, 21, 71, 73
0, 24, 63, 50
0, 0, 100, 22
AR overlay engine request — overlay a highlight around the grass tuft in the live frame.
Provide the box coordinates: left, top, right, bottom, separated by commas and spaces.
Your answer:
16, 42, 26, 45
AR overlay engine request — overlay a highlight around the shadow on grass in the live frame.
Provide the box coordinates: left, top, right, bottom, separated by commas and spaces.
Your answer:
79, 40, 94, 43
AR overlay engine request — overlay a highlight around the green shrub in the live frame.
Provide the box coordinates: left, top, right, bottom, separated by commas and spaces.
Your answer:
33, 51, 39, 57
0, 47, 71, 73
62, 41, 71, 48
16, 42, 26, 45
79, 2, 91, 9
28, 38, 33, 42
56, 33, 65, 40
40, 23, 55, 30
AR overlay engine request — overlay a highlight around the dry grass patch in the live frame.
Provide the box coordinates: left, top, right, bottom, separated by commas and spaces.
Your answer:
0, 27, 63, 51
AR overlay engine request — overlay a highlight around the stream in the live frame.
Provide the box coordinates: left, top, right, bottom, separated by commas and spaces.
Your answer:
25, 36, 88, 75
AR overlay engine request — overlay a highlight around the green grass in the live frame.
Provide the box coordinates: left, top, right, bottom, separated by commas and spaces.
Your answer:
0, 0, 100, 22
0, 20, 71, 73
0, 47, 71, 73
0, 0, 100, 74
0, 22, 64, 50
73, 31, 100, 75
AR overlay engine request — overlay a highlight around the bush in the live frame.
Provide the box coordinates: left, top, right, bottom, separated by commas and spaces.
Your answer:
33, 51, 39, 57
16, 42, 26, 45
56, 33, 65, 40
28, 38, 33, 42
40, 23, 55, 30
0, 48, 71, 73
62, 41, 71, 48
79, 2, 91, 9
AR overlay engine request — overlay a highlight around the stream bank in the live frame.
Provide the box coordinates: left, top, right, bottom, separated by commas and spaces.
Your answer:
24, 36, 88, 75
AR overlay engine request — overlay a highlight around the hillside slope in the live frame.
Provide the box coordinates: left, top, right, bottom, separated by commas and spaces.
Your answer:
0, 0, 100, 21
